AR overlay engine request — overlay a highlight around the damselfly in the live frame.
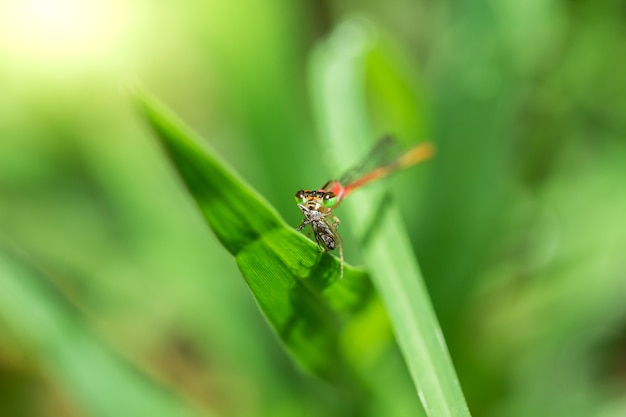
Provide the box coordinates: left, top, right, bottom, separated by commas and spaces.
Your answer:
295, 136, 434, 280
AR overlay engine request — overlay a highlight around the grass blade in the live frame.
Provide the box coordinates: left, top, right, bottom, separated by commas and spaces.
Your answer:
136, 91, 390, 387
309, 19, 472, 417
0, 241, 215, 417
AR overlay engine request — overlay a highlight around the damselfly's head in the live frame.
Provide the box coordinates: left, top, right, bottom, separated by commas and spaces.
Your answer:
295, 189, 337, 212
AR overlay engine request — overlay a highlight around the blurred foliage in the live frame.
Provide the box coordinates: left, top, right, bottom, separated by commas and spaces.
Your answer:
1, 0, 625, 417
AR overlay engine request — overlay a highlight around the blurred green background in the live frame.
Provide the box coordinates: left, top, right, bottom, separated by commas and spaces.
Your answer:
1, 0, 626, 416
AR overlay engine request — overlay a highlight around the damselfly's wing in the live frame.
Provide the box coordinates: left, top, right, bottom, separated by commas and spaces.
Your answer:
336, 135, 401, 187
321, 136, 434, 203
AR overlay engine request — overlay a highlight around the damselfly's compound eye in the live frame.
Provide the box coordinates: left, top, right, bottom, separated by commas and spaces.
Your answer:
295, 190, 306, 204
322, 192, 337, 208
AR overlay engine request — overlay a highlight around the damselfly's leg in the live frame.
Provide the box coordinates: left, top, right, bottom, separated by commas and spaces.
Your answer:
338, 244, 344, 280
296, 205, 313, 231
296, 220, 308, 231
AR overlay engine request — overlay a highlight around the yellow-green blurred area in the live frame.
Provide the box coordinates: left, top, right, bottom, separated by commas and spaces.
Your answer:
1, 0, 626, 416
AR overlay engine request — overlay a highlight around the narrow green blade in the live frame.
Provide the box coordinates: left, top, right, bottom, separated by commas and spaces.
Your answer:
0, 242, 215, 417
309, 19, 472, 417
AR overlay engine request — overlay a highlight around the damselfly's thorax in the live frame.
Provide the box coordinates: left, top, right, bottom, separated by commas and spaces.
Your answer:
295, 205, 338, 250
311, 218, 337, 250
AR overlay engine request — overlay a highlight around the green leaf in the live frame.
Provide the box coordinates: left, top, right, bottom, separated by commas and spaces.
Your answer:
309, 19, 472, 417
0, 240, 215, 417
136, 91, 391, 387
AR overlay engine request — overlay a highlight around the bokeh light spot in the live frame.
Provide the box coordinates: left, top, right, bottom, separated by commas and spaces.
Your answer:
0, 0, 125, 61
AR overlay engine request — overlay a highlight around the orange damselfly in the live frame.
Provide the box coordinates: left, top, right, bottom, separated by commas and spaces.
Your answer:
294, 136, 434, 280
